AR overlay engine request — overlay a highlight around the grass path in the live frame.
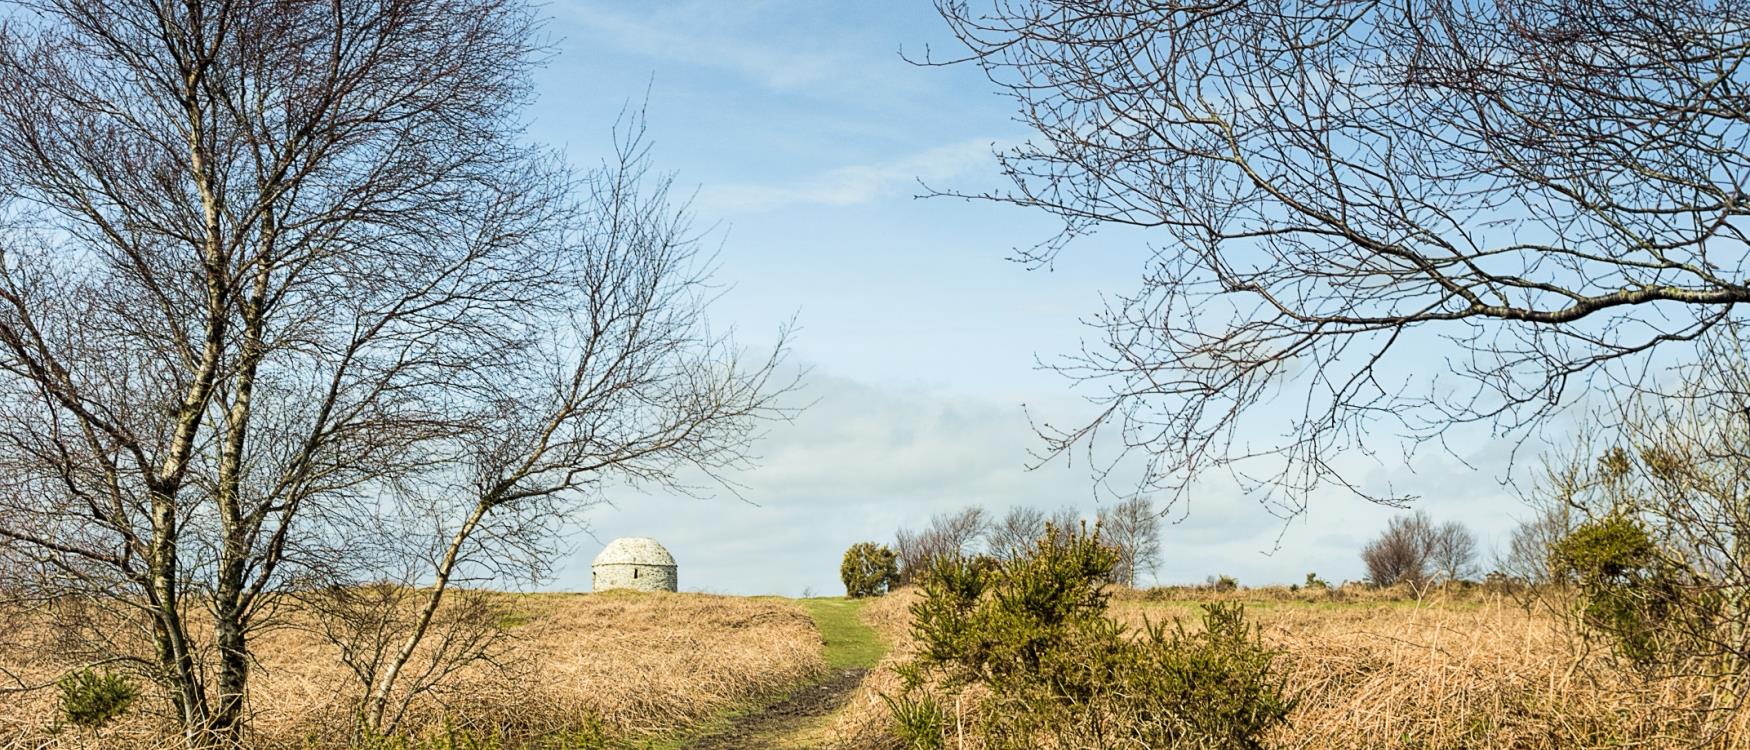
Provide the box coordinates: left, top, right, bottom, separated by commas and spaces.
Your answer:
660, 597, 884, 750
795, 598, 885, 671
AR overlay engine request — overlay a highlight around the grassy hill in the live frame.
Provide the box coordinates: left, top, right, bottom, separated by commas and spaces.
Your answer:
0, 591, 830, 750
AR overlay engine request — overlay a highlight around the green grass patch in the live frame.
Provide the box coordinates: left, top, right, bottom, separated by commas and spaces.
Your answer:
796, 597, 884, 670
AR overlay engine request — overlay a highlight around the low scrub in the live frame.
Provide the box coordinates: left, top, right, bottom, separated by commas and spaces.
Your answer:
829, 585, 1750, 750
56, 668, 139, 730
884, 526, 1294, 749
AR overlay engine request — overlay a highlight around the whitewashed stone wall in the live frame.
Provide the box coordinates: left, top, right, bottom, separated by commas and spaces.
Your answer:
592, 562, 677, 592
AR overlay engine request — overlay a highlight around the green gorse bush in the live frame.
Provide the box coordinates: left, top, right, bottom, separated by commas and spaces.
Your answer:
1552, 513, 1717, 671
841, 541, 901, 598
888, 523, 1295, 749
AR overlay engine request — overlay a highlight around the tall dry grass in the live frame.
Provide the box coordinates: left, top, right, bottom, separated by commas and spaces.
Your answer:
0, 591, 824, 749
827, 586, 1750, 750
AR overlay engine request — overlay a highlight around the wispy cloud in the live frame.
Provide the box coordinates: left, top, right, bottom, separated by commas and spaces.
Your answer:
545, 371, 1525, 595
555, 0, 901, 96
695, 139, 1003, 215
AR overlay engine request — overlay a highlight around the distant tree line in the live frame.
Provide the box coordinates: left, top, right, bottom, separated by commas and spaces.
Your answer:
857, 500, 1492, 599
839, 497, 1165, 597
887, 497, 1163, 589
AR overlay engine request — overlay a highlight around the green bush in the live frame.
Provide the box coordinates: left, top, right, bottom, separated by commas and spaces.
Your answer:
56, 668, 138, 729
889, 524, 1295, 749
1123, 602, 1298, 746
1551, 514, 1713, 670
840, 541, 901, 598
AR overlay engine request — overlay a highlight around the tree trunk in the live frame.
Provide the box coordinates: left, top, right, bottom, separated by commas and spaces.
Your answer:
210, 573, 250, 739
147, 485, 210, 743
211, 254, 273, 740
364, 503, 489, 735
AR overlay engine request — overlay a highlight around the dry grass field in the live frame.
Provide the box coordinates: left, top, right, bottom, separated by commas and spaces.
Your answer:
826, 585, 1750, 750
7, 584, 1748, 749
0, 591, 825, 750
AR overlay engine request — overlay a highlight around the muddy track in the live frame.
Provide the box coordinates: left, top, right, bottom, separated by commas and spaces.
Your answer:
684, 667, 869, 749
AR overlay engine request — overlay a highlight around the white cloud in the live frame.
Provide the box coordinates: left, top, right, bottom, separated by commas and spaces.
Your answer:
544, 370, 1531, 596
554, 0, 907, 96
695, 139, 1002, 214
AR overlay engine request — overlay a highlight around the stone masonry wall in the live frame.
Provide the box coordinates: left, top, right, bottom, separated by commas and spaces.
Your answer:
592, 562, 677, 592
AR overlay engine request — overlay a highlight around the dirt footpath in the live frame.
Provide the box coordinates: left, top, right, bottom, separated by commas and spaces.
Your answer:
685, 667, 869, 750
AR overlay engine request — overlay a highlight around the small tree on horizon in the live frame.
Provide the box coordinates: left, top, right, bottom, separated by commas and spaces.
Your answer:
1362, 512, 1478, 589
894, 506, 991, 584
1429, 521, 1481, 583
1362, 513, 1435, 588
840, 542, 900, 598
988, 505, 1048, 561
1098, 496, 1162, 587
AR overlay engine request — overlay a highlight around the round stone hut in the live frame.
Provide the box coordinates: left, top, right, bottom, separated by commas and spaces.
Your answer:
591, 537, 677, 593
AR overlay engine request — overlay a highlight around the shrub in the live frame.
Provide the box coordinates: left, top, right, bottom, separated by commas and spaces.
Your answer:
56, 668, 138, 730
1123, 602, 1298, 746
841, 542, 901, 598
1304, 572, 1328, 589
1551, 514, 1711, 670
890, 524, 1295, 749
1208, 574, 1238, 592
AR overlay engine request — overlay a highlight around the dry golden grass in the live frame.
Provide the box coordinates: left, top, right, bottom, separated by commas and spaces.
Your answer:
0, 591, 825, 749
828, 586, 1750, 750
11, 584, 1747, 749
1124, 589, 1748, 749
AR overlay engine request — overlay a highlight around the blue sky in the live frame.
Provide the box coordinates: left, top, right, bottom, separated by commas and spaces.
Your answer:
526, 1, 1555, 595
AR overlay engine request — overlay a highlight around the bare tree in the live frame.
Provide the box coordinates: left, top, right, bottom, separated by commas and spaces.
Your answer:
929, 1, 1750, 515
350, 134, 789, 738
301, 577, 512, 738
1363, 512, 1477, 589
0, 0, 787, 744
1499, 471, 1580, 586
1429, 521, 1479, 584
987, 505, 1046, 561
1048, 506, 1084, 534
895, 506, 991, 583
1097, 496, 1161, 587
1362, 512, 1436, 588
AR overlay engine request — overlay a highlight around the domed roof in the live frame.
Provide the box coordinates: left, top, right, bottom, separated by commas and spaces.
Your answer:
592, 537, 675, 567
